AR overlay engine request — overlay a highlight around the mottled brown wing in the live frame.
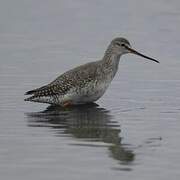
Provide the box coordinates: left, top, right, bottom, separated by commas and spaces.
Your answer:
25, 61, 99, 98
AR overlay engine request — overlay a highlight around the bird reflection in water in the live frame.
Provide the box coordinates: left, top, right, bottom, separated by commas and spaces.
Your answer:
27, 103, 134, 165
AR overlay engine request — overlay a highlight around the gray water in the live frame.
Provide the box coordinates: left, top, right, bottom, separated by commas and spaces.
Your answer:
0, 0, 180, 179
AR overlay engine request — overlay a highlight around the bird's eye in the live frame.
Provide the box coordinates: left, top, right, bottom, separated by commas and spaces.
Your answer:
121, 43, 125, 47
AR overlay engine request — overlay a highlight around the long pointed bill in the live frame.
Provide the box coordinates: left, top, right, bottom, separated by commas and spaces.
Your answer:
125, 46, 159, 63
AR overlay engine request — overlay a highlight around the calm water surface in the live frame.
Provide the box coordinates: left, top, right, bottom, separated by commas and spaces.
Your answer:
0, 0, 180, 180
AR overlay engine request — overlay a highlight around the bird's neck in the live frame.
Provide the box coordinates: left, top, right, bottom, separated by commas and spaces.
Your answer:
102, 46, 122, 76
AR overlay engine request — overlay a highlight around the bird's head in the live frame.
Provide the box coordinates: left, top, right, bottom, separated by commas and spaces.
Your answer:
110, 37, 159, 63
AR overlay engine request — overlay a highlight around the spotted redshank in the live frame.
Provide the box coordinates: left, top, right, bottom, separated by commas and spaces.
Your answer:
25, 37, 159, 106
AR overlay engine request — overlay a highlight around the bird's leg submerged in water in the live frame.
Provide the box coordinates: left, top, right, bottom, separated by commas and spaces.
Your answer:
62, 101, 73, 107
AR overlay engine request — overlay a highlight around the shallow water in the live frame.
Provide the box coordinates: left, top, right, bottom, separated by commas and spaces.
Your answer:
1, 0, 180, 179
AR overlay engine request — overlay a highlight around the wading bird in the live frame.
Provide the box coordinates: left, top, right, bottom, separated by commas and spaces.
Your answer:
25, 37, 159, 107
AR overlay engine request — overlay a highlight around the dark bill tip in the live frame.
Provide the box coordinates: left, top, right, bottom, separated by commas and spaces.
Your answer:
125, 46, 160, 64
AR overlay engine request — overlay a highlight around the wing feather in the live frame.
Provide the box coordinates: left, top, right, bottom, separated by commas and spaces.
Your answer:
25, 61, 99, 101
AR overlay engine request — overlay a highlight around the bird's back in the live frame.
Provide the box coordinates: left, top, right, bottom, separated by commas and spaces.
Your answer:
25, 60, 109, 105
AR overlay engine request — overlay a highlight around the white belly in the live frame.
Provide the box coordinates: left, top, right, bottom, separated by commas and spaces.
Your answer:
62, 80, 111, 105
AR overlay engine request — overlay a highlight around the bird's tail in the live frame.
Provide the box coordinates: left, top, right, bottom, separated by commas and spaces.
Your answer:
24, 87, 44, 102
24, 95, 36, 102
25, 85, 47, 95
24, 95, 53, 104
25, 90, 37, 95
24, 84, 59, 104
